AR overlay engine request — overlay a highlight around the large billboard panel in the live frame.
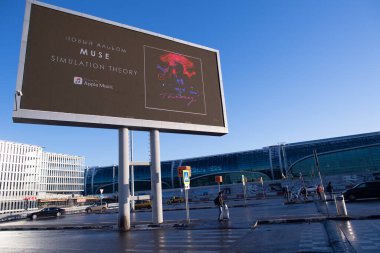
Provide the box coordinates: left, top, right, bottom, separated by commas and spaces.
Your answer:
13, 1, 228, 135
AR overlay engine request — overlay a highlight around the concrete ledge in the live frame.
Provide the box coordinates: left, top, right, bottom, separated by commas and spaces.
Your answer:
324, 220, 356, 253
327, 216, 351, 221
351, 214, 380, 220
0, 224, 116, 231
255, 213, 380, 227
283, 200, 314, 205
0, 219, 203, 231
2, 213, 380, 231
257, 216, 327, 225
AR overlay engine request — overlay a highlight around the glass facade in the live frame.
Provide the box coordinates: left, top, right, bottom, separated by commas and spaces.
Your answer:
84, 166, 118, 195
288, 144, 380, 178
85, 132, 380, 194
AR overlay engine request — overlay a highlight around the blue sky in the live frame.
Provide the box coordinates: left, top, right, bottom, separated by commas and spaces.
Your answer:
1, 0, 380, 167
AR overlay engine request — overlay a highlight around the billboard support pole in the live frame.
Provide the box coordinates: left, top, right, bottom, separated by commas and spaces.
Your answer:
118, 128, 131, 231
150, 130, 163, 224
130, 131, 135, 212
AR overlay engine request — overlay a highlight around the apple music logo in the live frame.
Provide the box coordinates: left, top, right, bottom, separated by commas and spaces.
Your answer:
73, 76, 83, 85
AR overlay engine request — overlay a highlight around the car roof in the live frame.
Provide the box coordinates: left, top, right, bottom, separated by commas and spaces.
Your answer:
354, 181, 380, 187
358, 180, 380, 184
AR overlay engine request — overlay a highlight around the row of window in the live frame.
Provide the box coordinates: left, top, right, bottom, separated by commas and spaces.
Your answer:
290, 144, 380, 177
0, 141, 85, 214
85, 132, 380, 193
0, 189, 37, 198
0, 172, 38, 184
41, 185, 83, 191
0, 200, 36, 213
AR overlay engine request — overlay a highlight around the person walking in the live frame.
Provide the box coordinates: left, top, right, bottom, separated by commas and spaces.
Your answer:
214, 191, 224, 221
283, 186, 289, 201
326, 182, 333, 200
316, 184, 323, 200
301, 186, 308, 200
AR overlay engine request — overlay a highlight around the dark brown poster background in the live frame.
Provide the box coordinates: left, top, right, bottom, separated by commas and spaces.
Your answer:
20, 4, 225, 128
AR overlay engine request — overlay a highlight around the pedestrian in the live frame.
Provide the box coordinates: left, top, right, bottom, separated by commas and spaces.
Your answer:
301, 186, 308, 200
326, 182, 333, 200
24, 199, 29, 211
283, 186, 288, 200
316, 184, 323, 200
214, 191, 224, 221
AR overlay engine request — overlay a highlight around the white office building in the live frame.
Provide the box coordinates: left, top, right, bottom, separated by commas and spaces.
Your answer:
0, 140, 85, 214
39, 152, 85, 197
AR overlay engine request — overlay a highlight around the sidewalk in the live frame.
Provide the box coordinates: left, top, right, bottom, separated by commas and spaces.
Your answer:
2, 197, 380, 253
1, 197, 379, 230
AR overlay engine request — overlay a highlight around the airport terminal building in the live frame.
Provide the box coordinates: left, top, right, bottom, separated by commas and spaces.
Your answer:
85, 132, 380, 195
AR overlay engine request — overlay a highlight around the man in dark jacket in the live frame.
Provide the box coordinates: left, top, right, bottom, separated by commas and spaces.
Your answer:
326, 182, 333, 200
216, 191, 224, 221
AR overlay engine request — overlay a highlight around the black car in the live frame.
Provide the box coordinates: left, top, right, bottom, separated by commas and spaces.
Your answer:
27, 207, 65, 220
343, 181, 380, 201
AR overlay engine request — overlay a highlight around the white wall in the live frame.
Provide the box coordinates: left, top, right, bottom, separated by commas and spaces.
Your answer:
0, 140, 85, 214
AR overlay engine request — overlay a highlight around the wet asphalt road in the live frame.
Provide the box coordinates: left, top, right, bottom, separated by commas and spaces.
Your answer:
0, 198, 379, 252
0, 198, 319, 228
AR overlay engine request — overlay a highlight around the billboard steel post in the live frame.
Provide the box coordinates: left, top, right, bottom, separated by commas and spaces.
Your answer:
150, 130, 163, 224
130, 131, 135, 212
118, 128, 131, 231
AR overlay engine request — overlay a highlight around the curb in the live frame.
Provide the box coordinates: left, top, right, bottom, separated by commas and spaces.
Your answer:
283, 200, 314, 205
0, 224, 167, 231
324, 220, 356, 253
351, 214, 380, 220
0, 219, 202, 232
256, 214, 380, 225
257, 216, 327, 225
0, 197, 302, 222
2, 214, 380, 231
0, 224, 116, 231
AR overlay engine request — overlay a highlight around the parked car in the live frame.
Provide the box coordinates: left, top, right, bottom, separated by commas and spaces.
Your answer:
292, 185, 317, 199
27, 207, 65, 220
134, 200, 152, 210
85, 202, 108, 213
343, 181, 380, 201
300, 185, 318, 195
166, 196, 184, 205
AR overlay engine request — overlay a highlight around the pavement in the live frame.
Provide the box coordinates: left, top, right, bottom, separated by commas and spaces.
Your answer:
1, 196, 379, 228
1, 196, 380, 252
1, 197, 324, 229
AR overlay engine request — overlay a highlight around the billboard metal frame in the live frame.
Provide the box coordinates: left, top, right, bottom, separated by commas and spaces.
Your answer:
13, 0, 228, 136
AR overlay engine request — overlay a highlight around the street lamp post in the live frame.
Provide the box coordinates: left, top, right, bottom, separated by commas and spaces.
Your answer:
242, 175, 247, 207
100, 188, 104, 213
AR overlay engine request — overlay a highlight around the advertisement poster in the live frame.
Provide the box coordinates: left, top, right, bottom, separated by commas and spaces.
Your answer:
15, 3, 227, 134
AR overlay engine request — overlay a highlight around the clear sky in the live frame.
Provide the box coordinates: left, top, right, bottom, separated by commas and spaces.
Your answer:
1, 0, 380, 167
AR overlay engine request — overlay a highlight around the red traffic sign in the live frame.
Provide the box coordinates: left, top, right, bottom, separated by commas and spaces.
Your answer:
178, 166, 191, 177
23, 196, 37, 200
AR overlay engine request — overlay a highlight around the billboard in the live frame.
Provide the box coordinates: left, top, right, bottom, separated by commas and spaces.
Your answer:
13, 1, 228, 135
